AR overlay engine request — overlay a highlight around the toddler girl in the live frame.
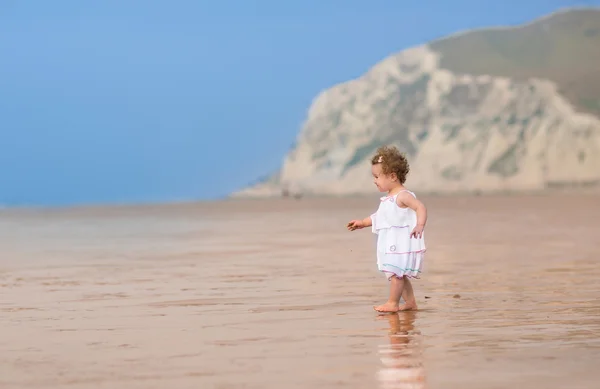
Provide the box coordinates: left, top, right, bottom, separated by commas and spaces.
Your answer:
347, 146, 427, 312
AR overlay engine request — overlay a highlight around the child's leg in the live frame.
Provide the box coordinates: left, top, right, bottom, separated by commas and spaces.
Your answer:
399, 276, 418, 311
374, 275, 404, 312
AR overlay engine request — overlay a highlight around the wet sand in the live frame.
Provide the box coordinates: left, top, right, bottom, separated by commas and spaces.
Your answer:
1, 194, 599, 389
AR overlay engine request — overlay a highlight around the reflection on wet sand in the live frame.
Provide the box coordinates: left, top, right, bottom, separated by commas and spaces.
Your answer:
1, 194, 600, 388
377, 312, 425, 389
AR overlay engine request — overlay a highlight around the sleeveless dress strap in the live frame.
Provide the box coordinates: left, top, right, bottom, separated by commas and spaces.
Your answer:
397, 189, 416, 198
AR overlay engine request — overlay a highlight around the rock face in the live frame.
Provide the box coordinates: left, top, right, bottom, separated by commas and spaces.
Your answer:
234, 8, 600, 197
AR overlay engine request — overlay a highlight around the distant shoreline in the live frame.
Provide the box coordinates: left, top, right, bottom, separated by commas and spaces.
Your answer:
1, 185, 598, 213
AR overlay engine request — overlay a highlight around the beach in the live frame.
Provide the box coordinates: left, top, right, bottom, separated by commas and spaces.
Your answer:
1, 194, 599, 389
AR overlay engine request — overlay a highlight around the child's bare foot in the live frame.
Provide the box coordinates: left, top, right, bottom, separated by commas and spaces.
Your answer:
398, 300, 418, 311
374, 302, 399, 313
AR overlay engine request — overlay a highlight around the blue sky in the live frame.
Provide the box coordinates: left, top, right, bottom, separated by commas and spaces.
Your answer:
0, 0, 597, 206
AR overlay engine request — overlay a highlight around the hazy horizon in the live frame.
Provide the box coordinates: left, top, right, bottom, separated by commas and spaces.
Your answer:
1, 1, 598, 207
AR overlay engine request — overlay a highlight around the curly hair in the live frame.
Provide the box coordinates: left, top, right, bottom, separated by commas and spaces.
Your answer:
371, 146, 410, 184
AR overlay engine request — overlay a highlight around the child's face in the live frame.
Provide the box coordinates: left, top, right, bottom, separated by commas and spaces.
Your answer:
371, 163, 397, 192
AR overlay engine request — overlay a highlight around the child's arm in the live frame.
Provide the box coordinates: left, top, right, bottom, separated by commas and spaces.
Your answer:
396, 192, 427, 238
347, 215, 372, 231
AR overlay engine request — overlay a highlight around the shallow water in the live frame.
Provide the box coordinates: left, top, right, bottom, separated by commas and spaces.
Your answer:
1, 194, 599, 388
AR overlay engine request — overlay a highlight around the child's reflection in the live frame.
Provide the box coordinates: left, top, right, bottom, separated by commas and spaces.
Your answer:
377, 312, 426, 389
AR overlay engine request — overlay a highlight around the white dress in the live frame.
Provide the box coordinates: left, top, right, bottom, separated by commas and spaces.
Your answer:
370, 190, 426, 279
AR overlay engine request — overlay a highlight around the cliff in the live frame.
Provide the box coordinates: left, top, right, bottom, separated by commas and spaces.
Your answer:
235, 8, 600, 197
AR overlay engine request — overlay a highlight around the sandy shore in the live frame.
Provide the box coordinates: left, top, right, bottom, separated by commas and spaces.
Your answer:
1, 194, 599, 388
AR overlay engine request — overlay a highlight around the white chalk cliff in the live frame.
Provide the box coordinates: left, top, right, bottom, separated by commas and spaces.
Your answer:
235, 9, 600, 197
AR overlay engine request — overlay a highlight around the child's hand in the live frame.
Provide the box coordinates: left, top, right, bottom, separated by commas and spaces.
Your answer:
411, 225, 425, 239
347, 220, 364, 231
